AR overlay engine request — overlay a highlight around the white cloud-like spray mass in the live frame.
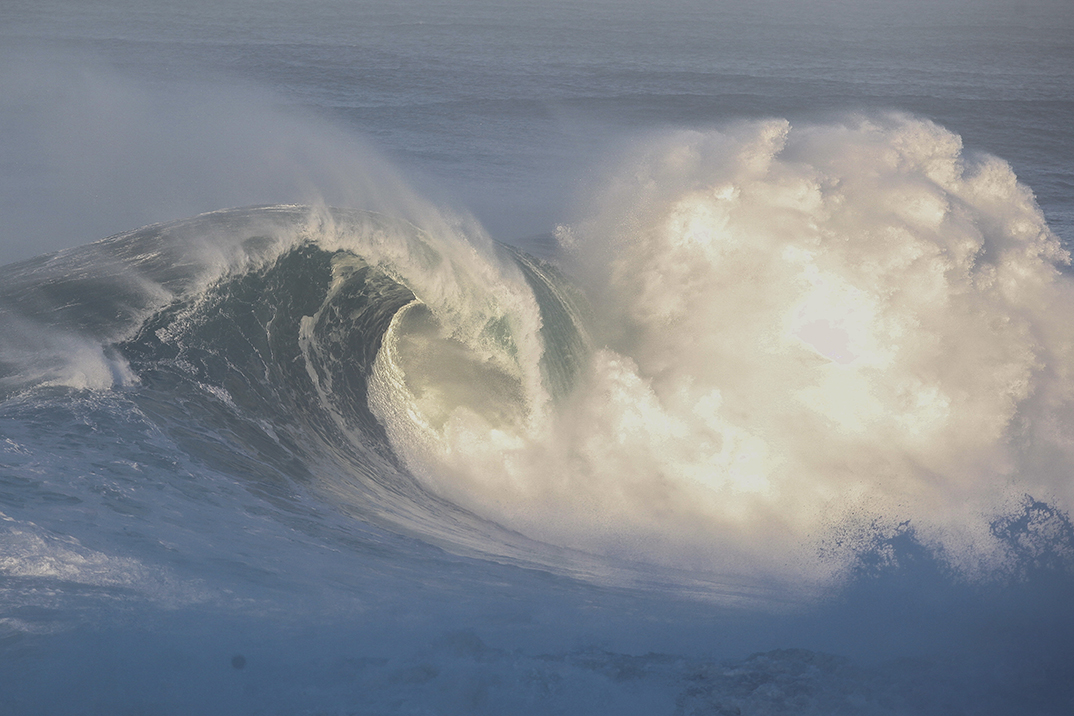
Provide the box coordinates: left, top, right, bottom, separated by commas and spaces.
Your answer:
371, 115, 1074, 589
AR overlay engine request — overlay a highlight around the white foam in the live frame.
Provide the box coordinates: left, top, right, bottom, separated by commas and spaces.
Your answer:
0, 518, 211, 616
0, 327, 139, 393
370, 115, 1074, 588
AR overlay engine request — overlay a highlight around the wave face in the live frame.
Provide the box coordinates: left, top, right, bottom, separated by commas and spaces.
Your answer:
0, 204, 589, 567
2, 116, 1074, 714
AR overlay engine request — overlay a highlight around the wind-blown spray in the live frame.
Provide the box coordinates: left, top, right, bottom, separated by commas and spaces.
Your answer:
370, 115, 1074, 589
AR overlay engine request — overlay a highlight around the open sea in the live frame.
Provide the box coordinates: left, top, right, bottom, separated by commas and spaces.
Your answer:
2, 1, 1073, 713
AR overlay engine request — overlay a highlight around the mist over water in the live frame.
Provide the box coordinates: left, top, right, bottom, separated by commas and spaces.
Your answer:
3, 0, 1073, 259
0, 53, 458, 265
2, 1, 1074, 714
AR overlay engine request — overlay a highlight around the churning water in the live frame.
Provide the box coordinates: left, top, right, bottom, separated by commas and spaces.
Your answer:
2, 1, 1073, 714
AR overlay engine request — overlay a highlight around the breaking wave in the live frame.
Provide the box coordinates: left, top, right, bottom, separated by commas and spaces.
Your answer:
3, 114, 1073, 600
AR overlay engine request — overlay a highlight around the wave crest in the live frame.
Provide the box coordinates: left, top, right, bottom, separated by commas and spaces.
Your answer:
3, 115, 1073, 594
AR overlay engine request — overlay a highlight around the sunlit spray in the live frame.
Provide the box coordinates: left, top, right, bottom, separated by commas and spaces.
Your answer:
369, 115, 1074, 591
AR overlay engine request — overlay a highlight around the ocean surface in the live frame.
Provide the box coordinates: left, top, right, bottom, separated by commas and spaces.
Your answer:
2, 1, 1073, 714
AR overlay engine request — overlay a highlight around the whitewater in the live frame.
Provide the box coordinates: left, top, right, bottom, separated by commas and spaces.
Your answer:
2, 1, 1074, 714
